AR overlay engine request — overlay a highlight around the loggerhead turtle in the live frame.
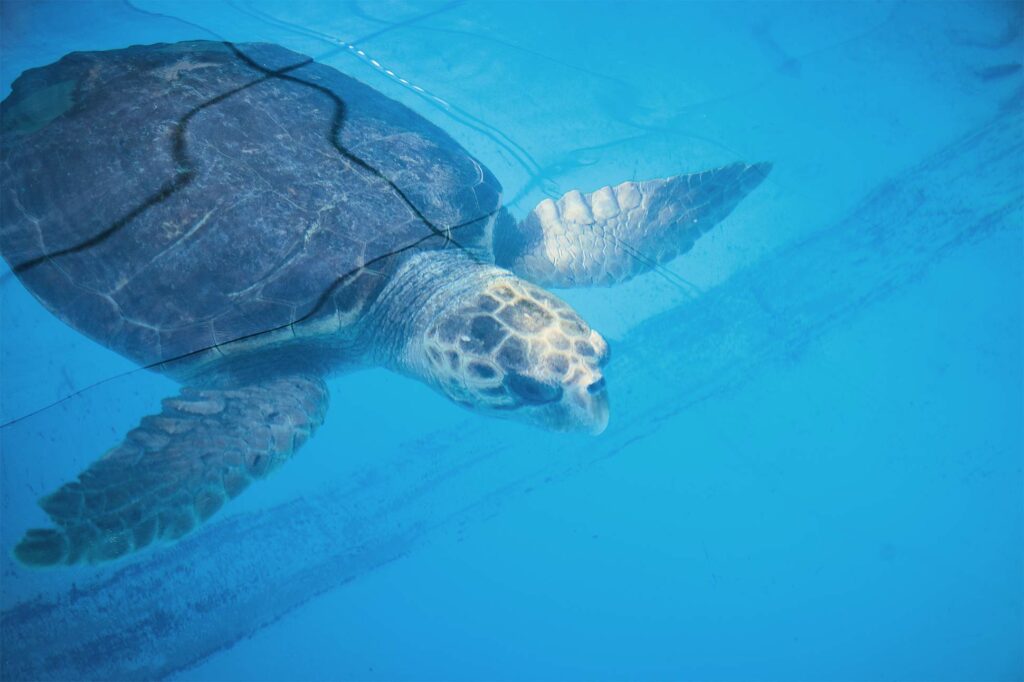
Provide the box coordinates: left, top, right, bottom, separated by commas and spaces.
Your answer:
0, 41, 770, 566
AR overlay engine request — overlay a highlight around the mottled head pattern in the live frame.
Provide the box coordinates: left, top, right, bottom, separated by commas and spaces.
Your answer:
422, 277, 609, 433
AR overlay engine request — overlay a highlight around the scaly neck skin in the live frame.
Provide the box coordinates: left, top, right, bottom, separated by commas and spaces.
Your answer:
363, 248, 501, 374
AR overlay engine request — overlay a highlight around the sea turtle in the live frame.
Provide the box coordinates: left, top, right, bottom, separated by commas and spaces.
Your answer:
0, 41, 770, 566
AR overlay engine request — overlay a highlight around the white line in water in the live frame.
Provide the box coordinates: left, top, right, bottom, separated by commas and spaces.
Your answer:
332, 39, 452, 114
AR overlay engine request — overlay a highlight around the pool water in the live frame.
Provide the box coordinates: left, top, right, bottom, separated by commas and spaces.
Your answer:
1, 1, 1021, 680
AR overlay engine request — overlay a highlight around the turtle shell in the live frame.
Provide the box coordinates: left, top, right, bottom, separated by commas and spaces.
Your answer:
0, 41, 501, 366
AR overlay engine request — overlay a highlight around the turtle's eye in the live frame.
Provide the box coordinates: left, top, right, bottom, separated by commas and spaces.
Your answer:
504, 372, 563, 405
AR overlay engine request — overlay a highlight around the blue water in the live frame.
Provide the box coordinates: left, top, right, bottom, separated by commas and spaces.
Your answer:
0, 1, 1021, 680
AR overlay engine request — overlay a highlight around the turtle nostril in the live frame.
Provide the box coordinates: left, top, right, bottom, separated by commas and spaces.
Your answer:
586, 378, 607, 395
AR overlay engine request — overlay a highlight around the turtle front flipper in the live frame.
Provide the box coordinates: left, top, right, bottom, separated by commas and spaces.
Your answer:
14, 376, 329, 567
494, 162, 771, 287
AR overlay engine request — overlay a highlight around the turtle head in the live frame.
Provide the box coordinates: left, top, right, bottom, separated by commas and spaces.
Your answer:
414, 271, 610, 434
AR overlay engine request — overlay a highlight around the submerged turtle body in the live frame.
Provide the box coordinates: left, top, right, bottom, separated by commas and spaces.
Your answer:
1, 40, 770, 566
1, 41, 499, 367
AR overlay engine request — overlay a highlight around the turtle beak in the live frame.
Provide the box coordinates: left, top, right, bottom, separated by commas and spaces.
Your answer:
582, 378, 610, 435
576, 331, 610, 434
565, 350, 609, 435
